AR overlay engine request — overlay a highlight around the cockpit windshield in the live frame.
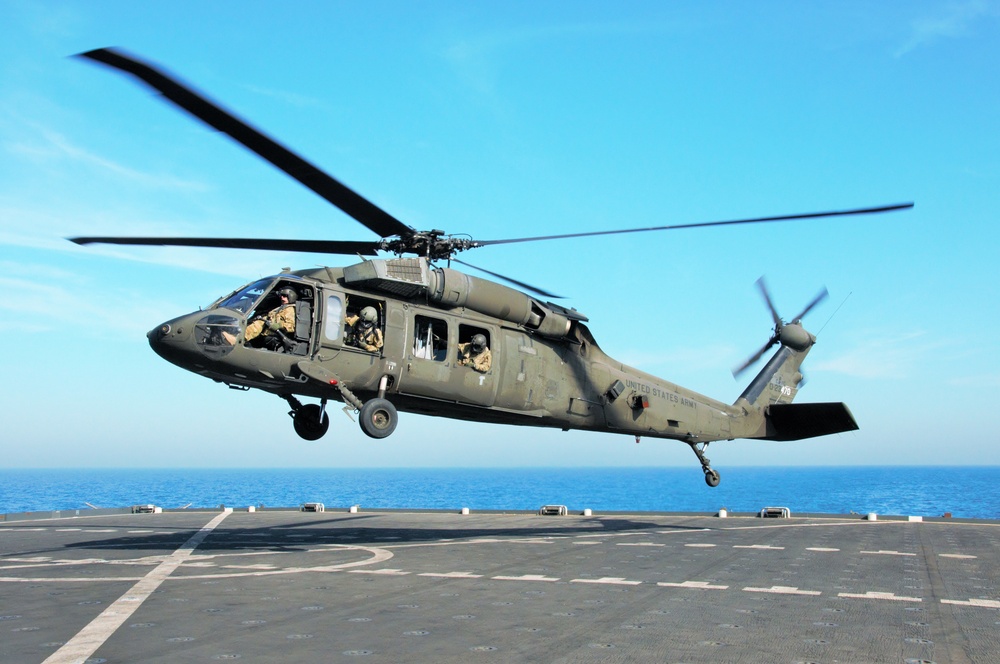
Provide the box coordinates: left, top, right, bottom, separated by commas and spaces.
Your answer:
214, 278, 272, 315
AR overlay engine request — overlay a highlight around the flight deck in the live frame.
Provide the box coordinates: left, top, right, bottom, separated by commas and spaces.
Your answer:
2, 508, 998, 663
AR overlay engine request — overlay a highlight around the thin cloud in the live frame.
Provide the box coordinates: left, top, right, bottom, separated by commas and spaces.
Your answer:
946, 373, 1000, 388
0, 274, 173, 341
0, 203, 329, 280
812, 330, 947, 379
894, 0, 999, 57
5, 122, 209, 191
443, 20, 680, 96
242, 84, 329, 110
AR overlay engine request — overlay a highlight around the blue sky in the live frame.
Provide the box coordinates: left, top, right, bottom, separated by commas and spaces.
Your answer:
2, 2, 998, 470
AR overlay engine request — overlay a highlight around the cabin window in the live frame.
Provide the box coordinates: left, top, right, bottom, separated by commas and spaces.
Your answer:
458, 325, 490, 351
324, 295, 343, 341
413, 315, 448, 361
343, 297, 385, 353
457, 324, 492, 373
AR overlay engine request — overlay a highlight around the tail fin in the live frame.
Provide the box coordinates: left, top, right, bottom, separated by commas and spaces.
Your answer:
731, 279, 857, 441
734, 329, 859, 441
763, 402, 858, 440
737, 331, 810, 409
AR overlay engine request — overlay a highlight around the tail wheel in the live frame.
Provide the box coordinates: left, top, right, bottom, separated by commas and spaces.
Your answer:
705, 470, 721, 487
359, 398, 397, 439
293, 404, 330, 441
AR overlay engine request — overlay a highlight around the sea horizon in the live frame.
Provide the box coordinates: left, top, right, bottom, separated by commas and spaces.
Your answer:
3, 466, 997, 520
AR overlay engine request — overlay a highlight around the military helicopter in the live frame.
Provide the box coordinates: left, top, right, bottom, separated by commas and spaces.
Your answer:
70, 48, 912, 486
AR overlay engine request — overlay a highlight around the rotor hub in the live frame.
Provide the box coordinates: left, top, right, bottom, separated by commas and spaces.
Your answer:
376, 231, 482, 261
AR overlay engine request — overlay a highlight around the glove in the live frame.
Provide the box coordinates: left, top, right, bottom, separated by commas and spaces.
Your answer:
266, 319, 282, 332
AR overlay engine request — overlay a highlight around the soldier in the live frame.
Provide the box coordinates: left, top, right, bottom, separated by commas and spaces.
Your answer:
345, 306, 384, 352
244, 287, 297, 345
457, 333, 492, 373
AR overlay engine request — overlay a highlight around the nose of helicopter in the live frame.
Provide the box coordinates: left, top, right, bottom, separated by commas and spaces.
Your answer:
148, 309, 244, 367
147, 322, 169, 344
147, 315, 196, 365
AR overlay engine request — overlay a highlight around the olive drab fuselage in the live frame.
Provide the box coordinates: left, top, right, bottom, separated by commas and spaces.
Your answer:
147, 258, 860, 485
151, 260, 747, 443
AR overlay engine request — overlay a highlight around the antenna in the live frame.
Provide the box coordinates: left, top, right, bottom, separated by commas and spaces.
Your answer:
817, 291, 852, 336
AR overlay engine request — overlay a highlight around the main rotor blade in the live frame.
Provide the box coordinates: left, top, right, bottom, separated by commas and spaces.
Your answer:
475, 203, 914, 247
452, 258, 563, 299
69, 236, 381, 256
77, 48, 414, 240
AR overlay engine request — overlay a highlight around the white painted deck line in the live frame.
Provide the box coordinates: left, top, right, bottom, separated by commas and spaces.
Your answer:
744, 585, 821, 596
658, 580, 729, 590
42, 511, 230, 664
493, 574, 559, 582
571, 577, 642, 586
861, 550, 916, 556
838, 591, 922, 602
941, 598, 1000, 608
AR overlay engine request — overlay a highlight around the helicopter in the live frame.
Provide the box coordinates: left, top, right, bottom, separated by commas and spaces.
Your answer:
70, 48, 913, 486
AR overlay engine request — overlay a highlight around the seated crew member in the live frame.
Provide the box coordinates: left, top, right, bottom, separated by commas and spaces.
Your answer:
344, 306, 384, 352
457, 333, 492, 373
244, 287, 297, 345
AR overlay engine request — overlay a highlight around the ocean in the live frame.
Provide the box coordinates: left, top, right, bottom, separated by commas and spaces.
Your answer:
1, 467, 996, 519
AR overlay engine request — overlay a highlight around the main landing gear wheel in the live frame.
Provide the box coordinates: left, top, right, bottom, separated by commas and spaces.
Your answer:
359, 398, 397, 439
689, 441, 721, 487
293, 404, 330, 441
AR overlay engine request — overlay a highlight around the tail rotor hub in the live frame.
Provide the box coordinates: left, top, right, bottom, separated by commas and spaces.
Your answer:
778, 322, 815, 352
732, 278, 828, 378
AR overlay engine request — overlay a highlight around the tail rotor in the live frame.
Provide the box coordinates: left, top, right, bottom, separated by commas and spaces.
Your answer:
732, 277, 828, 379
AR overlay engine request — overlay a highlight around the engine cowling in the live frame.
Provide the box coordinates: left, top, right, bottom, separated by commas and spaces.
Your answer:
429, 268, 571, 338
342, 258, 577, 339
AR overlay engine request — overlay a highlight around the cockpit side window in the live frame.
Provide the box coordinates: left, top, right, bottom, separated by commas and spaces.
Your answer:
215, 278, 271, 315
240, 281, 314, 355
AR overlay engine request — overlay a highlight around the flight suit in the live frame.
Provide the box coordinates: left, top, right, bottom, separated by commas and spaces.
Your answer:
244, 304, 296, 343
345, 315, 384, 352
457, 343, 492, 373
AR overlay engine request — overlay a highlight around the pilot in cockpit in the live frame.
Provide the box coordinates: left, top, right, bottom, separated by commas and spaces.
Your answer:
244, 287, 297, 347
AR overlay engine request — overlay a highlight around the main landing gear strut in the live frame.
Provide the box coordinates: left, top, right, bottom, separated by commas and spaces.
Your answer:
689, 441, 721, 487
283, 389, 398, 441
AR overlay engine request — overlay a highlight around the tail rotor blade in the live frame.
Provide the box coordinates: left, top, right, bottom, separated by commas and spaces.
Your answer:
791, 287, 829, 323
734, 278, 827, 379
732, 338, 777, 378
756, 276, 782, 327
